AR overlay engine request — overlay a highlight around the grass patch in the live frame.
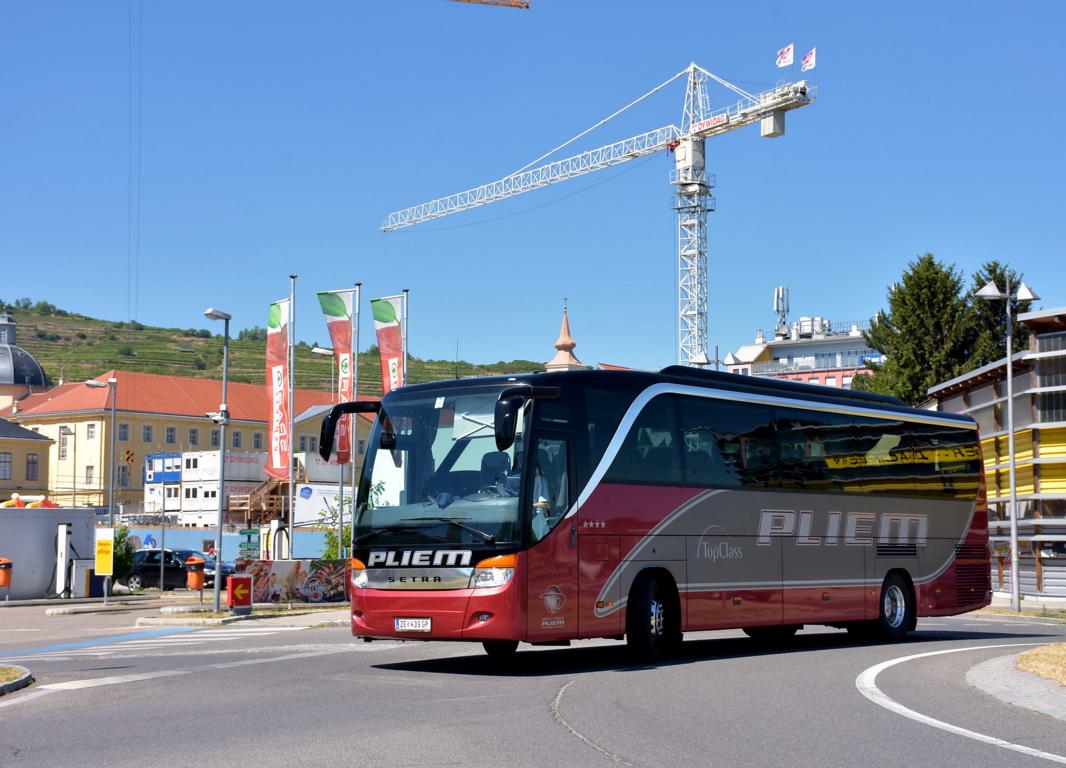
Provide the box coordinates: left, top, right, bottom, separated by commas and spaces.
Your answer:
975, 606, 1066, 621
0, 667, 24, 684
1018, 643, 1066, 686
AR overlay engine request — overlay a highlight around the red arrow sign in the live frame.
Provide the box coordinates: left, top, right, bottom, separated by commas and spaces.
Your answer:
227, 575, 254, 609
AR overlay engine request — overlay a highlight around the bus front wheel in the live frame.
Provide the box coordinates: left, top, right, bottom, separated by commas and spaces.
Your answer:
482, 640, 519, 660
626, 575, 680, 662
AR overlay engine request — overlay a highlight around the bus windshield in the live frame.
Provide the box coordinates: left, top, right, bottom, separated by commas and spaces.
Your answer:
354, 388, 526, 546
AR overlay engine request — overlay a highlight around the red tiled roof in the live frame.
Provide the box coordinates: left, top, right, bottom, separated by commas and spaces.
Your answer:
0, 382, 81, 418
597, 363, 632, 371
7, 370, 339, 424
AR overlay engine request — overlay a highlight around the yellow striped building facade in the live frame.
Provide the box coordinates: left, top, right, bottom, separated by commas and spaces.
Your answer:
928, 306, 1066, 597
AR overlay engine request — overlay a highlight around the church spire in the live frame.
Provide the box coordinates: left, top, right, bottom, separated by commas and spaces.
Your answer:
545, 299, 589, 372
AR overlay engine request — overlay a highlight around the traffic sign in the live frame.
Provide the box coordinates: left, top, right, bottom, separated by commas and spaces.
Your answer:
227, 574, 253, 613
95, 528, 114, 577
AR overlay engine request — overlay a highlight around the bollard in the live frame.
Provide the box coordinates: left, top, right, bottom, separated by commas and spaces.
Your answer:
0, 557, 10, 601
185, 556, 205, 604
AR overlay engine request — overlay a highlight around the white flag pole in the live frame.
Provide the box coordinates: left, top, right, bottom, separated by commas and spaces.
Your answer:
350, 283, 362, 561
402, 288, 409, 386
288, 273, 297, 559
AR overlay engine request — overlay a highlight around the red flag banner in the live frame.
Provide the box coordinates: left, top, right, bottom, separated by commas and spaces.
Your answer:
265, 299, 291, 480
317, 290, 355, 464
776, 43, 794, 68
371, 295, 404, 394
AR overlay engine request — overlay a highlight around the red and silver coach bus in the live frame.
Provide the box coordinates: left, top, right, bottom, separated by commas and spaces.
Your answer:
319, 366, 990, 661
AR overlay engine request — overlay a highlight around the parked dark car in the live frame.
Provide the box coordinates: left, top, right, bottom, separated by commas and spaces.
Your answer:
125, 548, 235, 590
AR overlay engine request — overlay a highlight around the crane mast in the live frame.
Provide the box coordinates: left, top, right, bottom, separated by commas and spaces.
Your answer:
383, 62, 815, 367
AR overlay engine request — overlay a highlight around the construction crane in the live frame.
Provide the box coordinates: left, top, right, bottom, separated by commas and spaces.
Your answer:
383, 62, 814, 366
449, 0, 529, 7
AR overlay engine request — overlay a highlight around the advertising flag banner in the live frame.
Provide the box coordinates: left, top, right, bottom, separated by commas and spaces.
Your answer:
801, 47, 816, 72
371, 295, 404, 393
776, 43, 794, 68
317, 291, 355, 464
265, 299, 291, 480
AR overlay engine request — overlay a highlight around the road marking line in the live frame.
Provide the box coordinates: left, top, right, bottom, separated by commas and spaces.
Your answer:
856, 643, 1066, 764
40, 670, 190, 691
0, 647, 353, 710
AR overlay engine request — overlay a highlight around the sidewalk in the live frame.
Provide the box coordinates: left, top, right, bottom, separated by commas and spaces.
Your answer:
136, 607, 350, 628
968, 650, 1066, 722
988, 592, 1066, 615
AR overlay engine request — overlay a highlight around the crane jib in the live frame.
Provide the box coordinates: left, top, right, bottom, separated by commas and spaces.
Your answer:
380, 62, 815, 370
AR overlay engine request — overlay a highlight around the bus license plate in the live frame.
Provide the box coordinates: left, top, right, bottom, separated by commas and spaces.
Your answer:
395, 617, 432, 632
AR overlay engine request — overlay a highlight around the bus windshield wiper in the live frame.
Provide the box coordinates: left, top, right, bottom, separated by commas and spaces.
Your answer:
352, 524, 433, 547
401, 516, 497, 544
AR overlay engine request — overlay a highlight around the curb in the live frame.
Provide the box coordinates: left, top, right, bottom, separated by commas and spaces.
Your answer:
45, 603, 167, 616
136, 616, 245, 626
967, 650, 1066, 722
0, 666, 33, 697
973, 611, 1066, 626
136, 610, 348, 628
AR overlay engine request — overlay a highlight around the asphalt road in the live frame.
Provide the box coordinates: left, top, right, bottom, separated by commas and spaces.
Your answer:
1, 612, 1064, 768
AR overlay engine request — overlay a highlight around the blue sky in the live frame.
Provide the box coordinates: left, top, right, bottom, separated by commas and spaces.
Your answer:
2, 1, 1063, 370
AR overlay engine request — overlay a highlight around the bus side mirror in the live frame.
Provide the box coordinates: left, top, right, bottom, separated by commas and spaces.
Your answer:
495, 396, 526, 452
320, 401, 381, 461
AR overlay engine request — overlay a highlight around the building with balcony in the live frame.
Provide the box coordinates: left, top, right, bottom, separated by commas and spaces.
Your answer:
926, 306, 1066, 597
724, 288, 882, 387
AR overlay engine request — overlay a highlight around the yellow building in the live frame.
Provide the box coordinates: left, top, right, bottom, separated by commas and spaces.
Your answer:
0, 417, 52, 501
928, 306, 1066, 597
4, 370, 337, 508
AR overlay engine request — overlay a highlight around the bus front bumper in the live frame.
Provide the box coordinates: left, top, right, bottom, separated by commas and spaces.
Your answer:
351, 581, 523, 641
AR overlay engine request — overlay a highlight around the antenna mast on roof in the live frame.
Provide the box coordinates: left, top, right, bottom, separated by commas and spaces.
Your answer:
773, 285, 790, 339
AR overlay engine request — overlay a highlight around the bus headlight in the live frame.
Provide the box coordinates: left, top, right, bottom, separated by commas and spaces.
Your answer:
350, 558, 368, 589
471, 554, 516, 589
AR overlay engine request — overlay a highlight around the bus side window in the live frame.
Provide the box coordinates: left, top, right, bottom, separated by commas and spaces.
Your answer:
906, 422, 981, 500
603, 395, 681, 484
677, 397, 771, 488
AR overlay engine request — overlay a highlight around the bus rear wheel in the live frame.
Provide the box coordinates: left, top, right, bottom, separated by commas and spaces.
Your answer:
482, 640, 519, 660
626, 575, 680, 662
876, 573, 915, 640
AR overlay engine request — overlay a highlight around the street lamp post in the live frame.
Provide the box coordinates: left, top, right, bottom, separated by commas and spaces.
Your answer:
59, 426, 76, 507
85, 377, 118, 602
976, 276, 1039, 612
205, 308, 232, 613
84, 378, 118, 526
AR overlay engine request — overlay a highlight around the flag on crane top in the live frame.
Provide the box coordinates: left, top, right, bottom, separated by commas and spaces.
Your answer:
776, 43, 794, 68
264, 299, 291, 480
371, 295, 405, 394
317, 290, 355, 464
801, 47, 816, 72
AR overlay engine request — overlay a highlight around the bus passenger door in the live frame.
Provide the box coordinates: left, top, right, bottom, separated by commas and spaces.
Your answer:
525, 436, 578, 642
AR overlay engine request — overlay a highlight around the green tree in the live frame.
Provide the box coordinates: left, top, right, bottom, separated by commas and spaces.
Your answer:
854, 253, 976, 405
238, 326, 267, 342
114, 526, 134, 579
969, 260, 1033, 369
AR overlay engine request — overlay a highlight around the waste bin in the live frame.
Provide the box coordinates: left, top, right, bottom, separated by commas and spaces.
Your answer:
0, 557, 11, 590
185, 556, 205, 591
